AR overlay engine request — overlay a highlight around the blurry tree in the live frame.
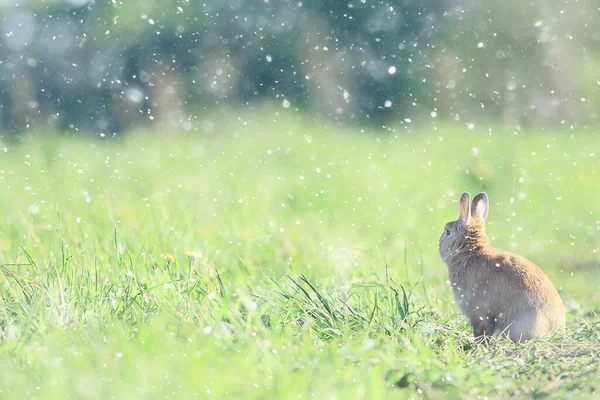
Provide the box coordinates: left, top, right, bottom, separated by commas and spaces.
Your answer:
301, 0, 444, 121
432, 0, 598, 127
0, 0, 597, 136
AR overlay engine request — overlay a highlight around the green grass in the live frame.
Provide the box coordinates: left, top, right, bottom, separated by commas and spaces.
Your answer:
0, 112, 599, 399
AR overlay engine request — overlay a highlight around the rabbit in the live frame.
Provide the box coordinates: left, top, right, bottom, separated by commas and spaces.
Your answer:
439, 192, 565, 343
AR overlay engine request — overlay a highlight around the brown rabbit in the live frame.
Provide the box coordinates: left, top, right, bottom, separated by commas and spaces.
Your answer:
439, 192, 565, 342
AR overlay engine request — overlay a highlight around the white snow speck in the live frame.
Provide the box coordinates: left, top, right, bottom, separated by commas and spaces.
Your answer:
384, 100, 392, 108
388, 66, 396, 74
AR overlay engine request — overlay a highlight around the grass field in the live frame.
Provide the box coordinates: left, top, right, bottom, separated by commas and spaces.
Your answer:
0, 112, 599, 399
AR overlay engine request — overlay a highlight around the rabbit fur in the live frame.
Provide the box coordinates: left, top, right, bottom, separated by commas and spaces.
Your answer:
439, 192, 565, 342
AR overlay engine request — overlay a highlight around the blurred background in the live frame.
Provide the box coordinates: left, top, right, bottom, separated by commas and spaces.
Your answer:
0, 4, 599, 395
0, 0, 598, 136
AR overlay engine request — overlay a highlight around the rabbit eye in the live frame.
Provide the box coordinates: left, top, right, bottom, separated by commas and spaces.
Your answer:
445, 229, 451, 236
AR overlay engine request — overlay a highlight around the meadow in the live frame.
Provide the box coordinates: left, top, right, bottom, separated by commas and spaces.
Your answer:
0, 111, 599, 399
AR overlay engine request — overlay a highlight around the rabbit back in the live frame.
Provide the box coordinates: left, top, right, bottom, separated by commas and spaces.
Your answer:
448, 247, 565, 341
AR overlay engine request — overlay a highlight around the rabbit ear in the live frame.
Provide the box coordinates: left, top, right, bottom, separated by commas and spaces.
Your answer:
458, 192, 471, 226
471, 192, 489, 221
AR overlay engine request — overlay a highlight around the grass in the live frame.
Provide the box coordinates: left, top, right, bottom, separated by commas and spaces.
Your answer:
0, 111, 599, 398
